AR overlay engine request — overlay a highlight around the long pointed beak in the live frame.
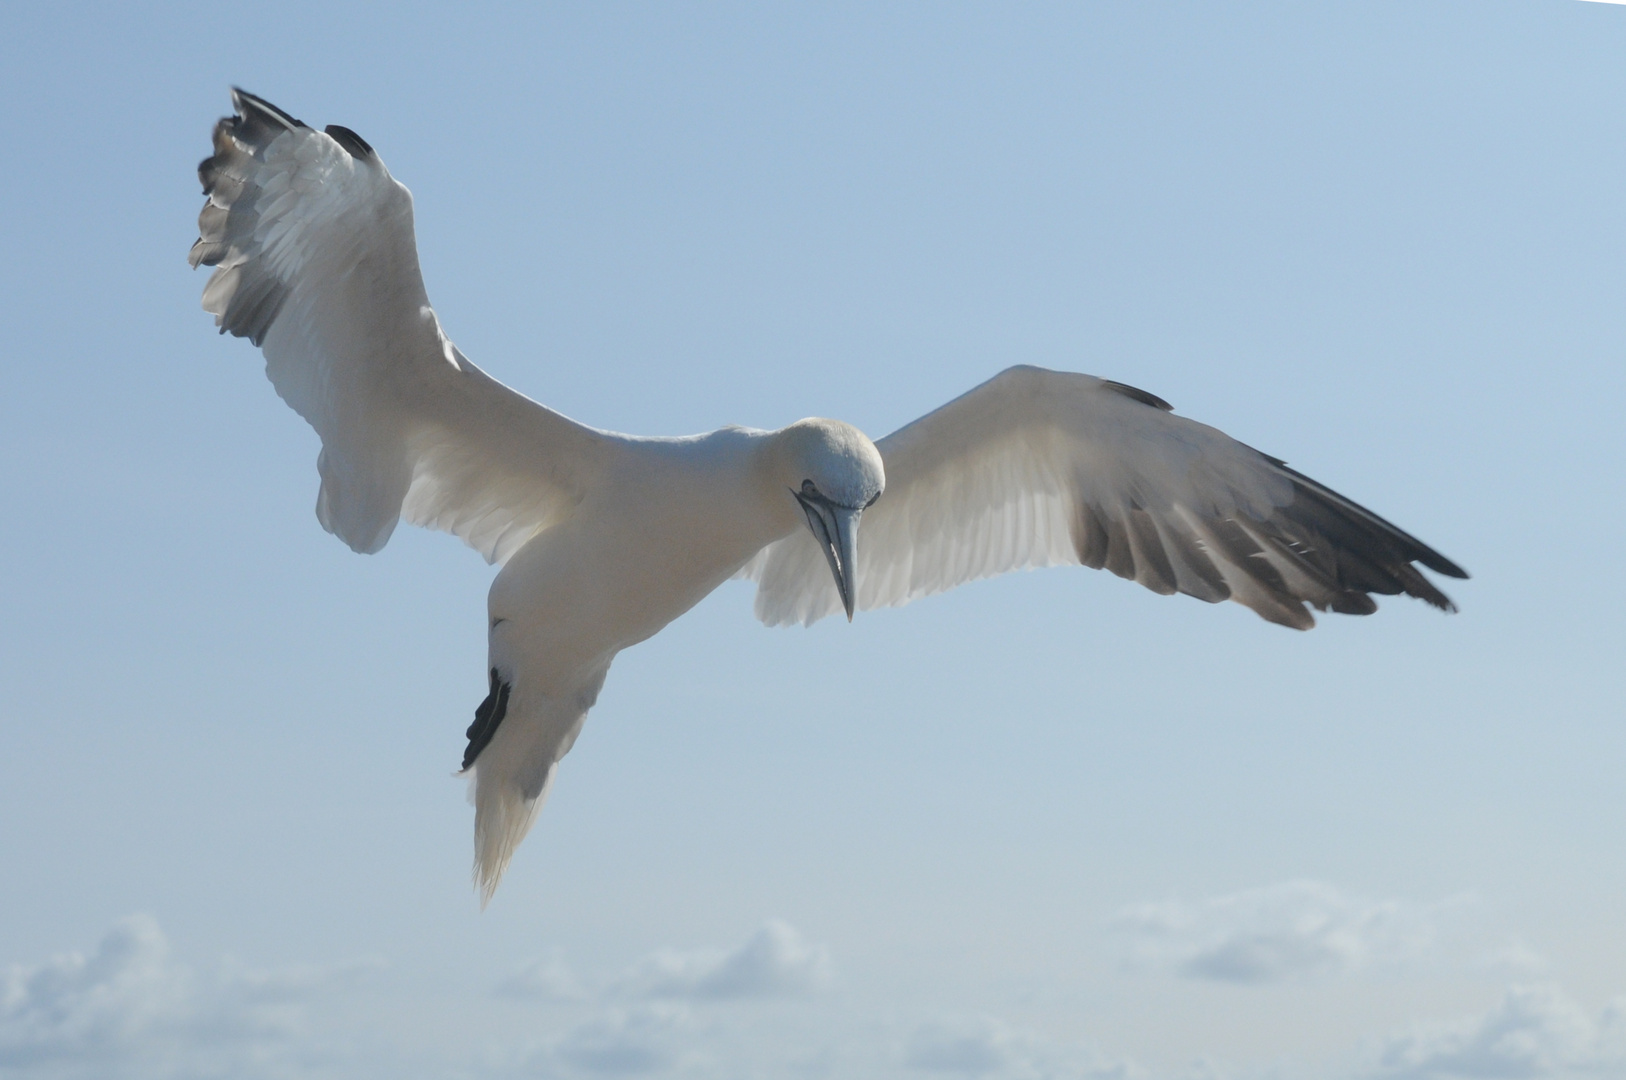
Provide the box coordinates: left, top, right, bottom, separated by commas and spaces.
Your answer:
796, 495, 862, 621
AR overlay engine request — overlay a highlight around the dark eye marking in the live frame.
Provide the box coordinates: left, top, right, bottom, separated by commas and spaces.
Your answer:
795, 480, 874, 512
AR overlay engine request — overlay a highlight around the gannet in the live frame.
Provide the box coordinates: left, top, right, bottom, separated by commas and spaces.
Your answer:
191, 90, 1468, 899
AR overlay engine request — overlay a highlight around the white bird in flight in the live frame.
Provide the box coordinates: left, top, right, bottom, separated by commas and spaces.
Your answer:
191, 90, 1467, 900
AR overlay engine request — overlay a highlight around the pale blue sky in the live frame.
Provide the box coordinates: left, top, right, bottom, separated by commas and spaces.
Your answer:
2, 3, 1624, 1078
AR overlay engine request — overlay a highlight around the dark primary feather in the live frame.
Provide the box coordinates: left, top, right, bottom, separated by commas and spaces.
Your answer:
1100, 379, 1175, 412
1050, 367, 1468, 625
1068, 419, 1467, 629
188, 93, 377, 349
232, 88, 303, 135
324, 124, 375, 159
188, 89, 309, 345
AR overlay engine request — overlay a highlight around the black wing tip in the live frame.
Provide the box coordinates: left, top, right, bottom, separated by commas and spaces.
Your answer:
1101, 379, 1174, 412
323, 123, 375, 160
1275, 462, 1469, 582
1431, 556, 1471, 581
229, 87, 305, 131
217, 90, 375, 161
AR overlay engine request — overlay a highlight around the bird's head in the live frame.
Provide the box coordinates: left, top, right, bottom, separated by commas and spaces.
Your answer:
773, 418, 885, 621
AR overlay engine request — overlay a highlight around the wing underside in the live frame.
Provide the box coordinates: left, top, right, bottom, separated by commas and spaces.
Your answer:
744, 366, 1466, 629
191, 89, 616, 563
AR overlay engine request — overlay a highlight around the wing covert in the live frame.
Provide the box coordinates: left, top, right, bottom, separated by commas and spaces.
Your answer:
191, 90, 616, 562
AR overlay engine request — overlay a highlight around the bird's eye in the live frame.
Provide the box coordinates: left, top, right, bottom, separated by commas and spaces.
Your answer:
801, 480, 818, 496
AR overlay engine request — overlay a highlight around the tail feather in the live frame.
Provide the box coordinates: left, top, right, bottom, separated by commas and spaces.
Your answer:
470, 762, 554, 906
460, 666, 605, 904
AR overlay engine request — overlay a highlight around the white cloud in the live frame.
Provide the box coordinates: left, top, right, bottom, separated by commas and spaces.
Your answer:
1474, 941, 1548, 978
0, 915, 381, 1080
493, 922, 842, 1076
0, 915, 187, 1072
1116, 881, 1447, 984
904, 1017, 1023, 1075
616, 920, 832, 1000
544, 1005, 690, 1076
502, 920, 833, 1008
1370, 984, 1626, 1079
902, 1016, 1137, 1080
9, 918, 1167, 1080
500, 954, 590, 1002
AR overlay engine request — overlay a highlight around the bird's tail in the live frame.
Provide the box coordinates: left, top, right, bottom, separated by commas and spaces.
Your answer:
469, 761, 555, 906
462, 668, 602, 905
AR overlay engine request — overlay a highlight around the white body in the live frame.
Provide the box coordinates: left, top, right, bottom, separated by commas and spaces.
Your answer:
476, 427, 807, 877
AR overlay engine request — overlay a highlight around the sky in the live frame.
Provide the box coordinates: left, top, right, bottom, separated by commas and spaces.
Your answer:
1, 2, 1624, 1078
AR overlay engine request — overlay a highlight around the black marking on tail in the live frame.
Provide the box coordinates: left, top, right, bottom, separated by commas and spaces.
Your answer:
462, 669, 512, 770
324, 124, 374, 159
1101, 379, 1174, 412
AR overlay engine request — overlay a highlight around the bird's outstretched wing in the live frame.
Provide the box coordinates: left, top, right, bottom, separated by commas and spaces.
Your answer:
191, 89, 617, 563
742, 365, 1466, 628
